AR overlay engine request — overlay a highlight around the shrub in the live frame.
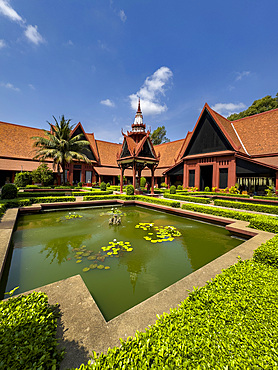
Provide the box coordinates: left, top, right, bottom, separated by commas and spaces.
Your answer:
126, 185, 135, 195
169, 185, 176, 194
76, 260, 278, 370
31, 196, 76, 204
0, 291, 63, 369
253, 196, 278, 201
14, 172, 32, 187
1, 183, 18, 199
177, 185, 183, 190
31, 163, 54, 186
160, 182, 167, 188
77, 182, 83, 188
100, 182, 107, 191
265, 186, 275, 197
136, 195, 180, 208
164, 193, 210, 204
249, 215, 278, 233
106, 182, 110, 188
253, 235, 278, 268
0, 203, 7, 217
140, 177, 147, 188
204, 186, 210, 192
214, 199, 278, 215
72, 191, 113, 196
0, 198, 32, 208
212, 187, 217, 192
18, 191, 67, 197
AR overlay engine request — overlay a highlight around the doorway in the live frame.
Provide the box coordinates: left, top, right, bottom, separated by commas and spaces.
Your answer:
200, 165, 213, 191
73, 170, 81, 184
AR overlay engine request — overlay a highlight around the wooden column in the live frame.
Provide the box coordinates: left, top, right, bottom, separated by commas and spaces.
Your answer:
151, 167, 155, 195
138, 169, 142, 189
228, 157, 236, 188
195, 163, 200, 189
276, 171, 278, 193
133, 163, 136, 188
183, 161, 187, 188
120, 167, 124, 193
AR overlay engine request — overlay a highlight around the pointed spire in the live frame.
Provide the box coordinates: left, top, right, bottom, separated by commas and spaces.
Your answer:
137, 98, 142, 113
132, 98, 145, 133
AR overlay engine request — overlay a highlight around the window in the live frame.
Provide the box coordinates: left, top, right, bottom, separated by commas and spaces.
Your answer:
189, 170, 195, 187
85, 171, 92, 183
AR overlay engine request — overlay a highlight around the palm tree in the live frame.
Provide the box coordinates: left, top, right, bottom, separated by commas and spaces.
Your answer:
32, 115, 91, 184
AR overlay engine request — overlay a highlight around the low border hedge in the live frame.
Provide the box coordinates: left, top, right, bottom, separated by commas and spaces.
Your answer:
76, 260, 278, 369
253, 234, 278, 268
164, 193, 211, 204
214, 199, 278, 215
31, 196, 76, 203
72, 190, 113, 196
18, 191, 67, 197
0, 291, 63, 369
253, 196, 278, 201
0, 199, 32, 208
176, 191, 250, 198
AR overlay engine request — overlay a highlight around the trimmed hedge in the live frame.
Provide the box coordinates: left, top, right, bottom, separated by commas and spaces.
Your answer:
177, 191, 250, 198
253, 196, 278, 201
18, 191, 67, 197
181, 203, 278, 233
0, 203, 6, 217
253, 235, 278, 268
82, 194, 180, 208
31, 196, 76, 204
164, 193, 211, 204
77, 260, 278, 369
214, 199, 278, 215
0, 291, 63, 369
0, 198, 32, 208
72, 190, 113, 196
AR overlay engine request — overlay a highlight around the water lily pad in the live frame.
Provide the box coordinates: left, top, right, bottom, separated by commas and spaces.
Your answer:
87, 256, 96, 260
82, 252, 90, 257
76, 259, 82, 263
89, 264, 98, 269
82, 267, 90, 272
97, 265, 104, 269
104, 266, 110, 270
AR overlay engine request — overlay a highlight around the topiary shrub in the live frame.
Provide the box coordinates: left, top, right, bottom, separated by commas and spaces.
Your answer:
77, 182, 83, 188
177, 185, 183, 190
160, 182, 167, 188
140, 177, 147, 188
126, 185, 135, 195
204, 186, 210, 192
31, 163, 54, 186
106, 182, 110, 188
100, 182, 107, 191
170, 185, 176, 194
14, 172, 32, 187
1, 183, 18, 199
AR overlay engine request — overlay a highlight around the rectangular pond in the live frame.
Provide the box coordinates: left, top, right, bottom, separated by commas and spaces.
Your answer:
0, 205, 242, 320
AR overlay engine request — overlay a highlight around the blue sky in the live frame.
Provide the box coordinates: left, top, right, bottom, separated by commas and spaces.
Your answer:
1, 1, 278, 143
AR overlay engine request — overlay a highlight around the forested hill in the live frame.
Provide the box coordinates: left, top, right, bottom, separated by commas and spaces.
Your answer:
227, 93, 278, 121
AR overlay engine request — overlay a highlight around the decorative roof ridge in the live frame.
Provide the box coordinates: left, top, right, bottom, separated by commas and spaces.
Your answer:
230, 122, 249, 155
71, 122, 100, 162
231, 106, 278, 123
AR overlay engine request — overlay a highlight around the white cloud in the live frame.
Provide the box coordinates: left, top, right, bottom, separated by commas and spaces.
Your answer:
211, 102, 246, 116
0, 0, 23, 23
1, 82, 20, 92
235, 71, 250, 81
129, 66, 173, 115
100, 99, 115, 107
119, 9, 127, 22
0, 39, 6, 48
28, 84, 35, 90
0, 1, 45, 46
24, 25, 44, 45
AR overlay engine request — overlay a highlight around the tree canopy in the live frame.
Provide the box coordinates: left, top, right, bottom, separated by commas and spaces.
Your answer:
227, 93, 278, 121
32, 115, 91, 184
151, 126, 170, 145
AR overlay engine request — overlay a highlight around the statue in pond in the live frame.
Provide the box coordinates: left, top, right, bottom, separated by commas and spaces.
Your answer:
109, 214, 122, 225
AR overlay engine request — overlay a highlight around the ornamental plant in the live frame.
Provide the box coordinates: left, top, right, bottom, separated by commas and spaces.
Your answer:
177, 185, 183, 190
169, 185, 176, 194
1, 183, 18, 199
126, 185, 135, 195
100, 182, 107, 191
204, 186, 210, 192
140, 177, 147, 188
14, 171, 32, 187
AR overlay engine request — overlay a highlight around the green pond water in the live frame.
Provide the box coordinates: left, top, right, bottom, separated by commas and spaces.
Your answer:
1, 206, 242, 320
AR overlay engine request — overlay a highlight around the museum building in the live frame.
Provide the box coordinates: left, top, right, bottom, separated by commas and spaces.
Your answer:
0, 102, 278, 192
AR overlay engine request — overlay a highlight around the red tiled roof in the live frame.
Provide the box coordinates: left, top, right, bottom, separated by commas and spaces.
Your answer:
154, 138, 186, 167
232, 108, 278, 155
95, 140, 121, 167
0, 158, 55, 172
0, 121, 47, 160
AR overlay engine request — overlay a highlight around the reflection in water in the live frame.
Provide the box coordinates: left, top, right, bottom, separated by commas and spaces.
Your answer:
40, 234, 91, 264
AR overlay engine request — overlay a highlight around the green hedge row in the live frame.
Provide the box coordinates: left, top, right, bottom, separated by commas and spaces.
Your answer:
181, 203, 278, 233
214, 199, 278, 215
0, 198, 32, 208
253, 196, 278, 201
253, 235, 278, 268
164, 193, 211, 204
0, 203, 7, 217
0, 291, 63, 369
18, 191, 68, 197
31, 196, 76, 204
82, 194, 180, 208
72, 190, 113, 196
77, 260, 278, 369
176, 191, 250, 198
